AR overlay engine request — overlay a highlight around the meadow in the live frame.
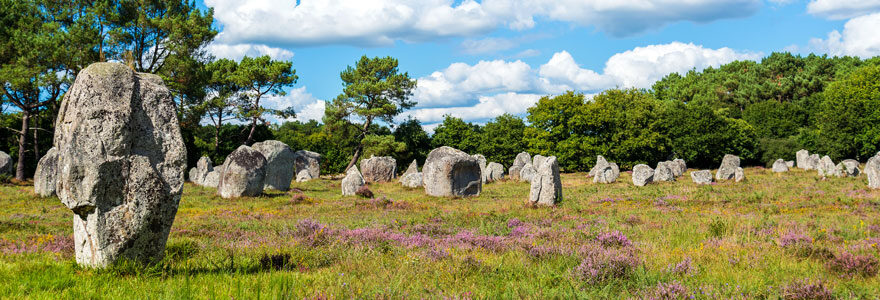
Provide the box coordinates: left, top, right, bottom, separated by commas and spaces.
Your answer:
0, 167, 878, 299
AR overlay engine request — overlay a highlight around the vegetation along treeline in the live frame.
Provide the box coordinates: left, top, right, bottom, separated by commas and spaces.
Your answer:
2, 0, 879, 181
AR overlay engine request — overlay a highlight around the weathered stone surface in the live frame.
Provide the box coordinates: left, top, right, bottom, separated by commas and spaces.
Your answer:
867, 156, 880, 189
218, 145, 267, 198
342, 166, 366, 196
0, 151, 11, 175
817, 155, 838, 178
509, 165, 522, 181
296, 169, 313, 182
188, 156, 213, 186
188, 168, 199, 183
360, 156, 396, 183
786, 161, 795, 168
34, 147, 58, 197
589, 155, 609, 178
532, 155, 547, 170
715, 154, 740, 181
473, 154, 487, 183
632, 164, 654, 187
293, 150, 321, 179
796, 149, 810, 170
592, 162, 620, 184
512, 152, 531, 169
486, 162, 505, 182
400, 172, 423, 188
520, 163, 537, 182
691, 170, 713, 185
252, 140, 295, 190
54, 62, 186, 267
423, 146, 482, 197
203, 170, 220, 188
402, 160, 418, 178
809, 154, 821, 171
654, 161, 676, 182
672, 159, 687, 177
837, 159, 860, 178
529, 156, 562, 206
772, 159, 788, 173
734, 167, 745, 182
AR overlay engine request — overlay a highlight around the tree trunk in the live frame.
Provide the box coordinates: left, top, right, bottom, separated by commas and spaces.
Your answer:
245, 117, 257, 146
15, 110, 29, 181
344, 117, 374, 171
32, 121, 39, 164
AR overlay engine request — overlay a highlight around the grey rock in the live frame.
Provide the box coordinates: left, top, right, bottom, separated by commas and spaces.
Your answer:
188, 156, 213, 186
341, 166, 366, 196
809, 154, 821, 170
218, 145, 267, 198
654, 161, 676, 182
520, 163, 537, 183
203, 170, 220, 188
296, 169, 314, 182
512, 152, 531, 169
837, 159, 860, 178
508, 165, 522, 181
34, 147, 58, 197
0, 151, 11, 175
632, 164, 654, 187
423, 146, 481, 197
54, 62, 186, 268
532, 155, 547, 170
589, 155, 610, 178
817, 155, 838, 178
772, 159, 788, 173
786, 161, 794, 168
715, 154, 740, 181
252, 140, 295, 190
486, 162, 505, 182
672, 159, 687, 177
734, 167, 745, 182
402, 160, 418, 178
867, 156, 880, 189
529, 156, 562, 206
796, 149, 810, 170
691, 170, 713, 185
360, 156, 396, 183
293, 150, 321, 179
473, 154, 487, 183
593, 162, 620, 184
400, 172, 423, 188
188, 168, 199, 183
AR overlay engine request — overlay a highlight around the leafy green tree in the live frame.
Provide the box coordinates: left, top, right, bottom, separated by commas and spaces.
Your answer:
393, 118, 432, 169
233, 56, 298, 145
580, 89, 668, 169
524, 91, 588, 171
431, 115, 483, 154
197, 58, 241, 154
817, 61, 880, 160
324, 55, 417, 170
656, 102, 758, 167
479, 114, 525, 167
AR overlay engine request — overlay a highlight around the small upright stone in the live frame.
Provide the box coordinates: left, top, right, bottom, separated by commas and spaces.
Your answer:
520, 163, 538, 182
632, 164, 654, 187
691, 170, 713, 185
593, 162, 620, 184
486, 162, 505, 182
529, 156, 562, 206
400, 172, 423, 188
654, 161, 675, 182
341, 166, 366, 195
715, 154, 740, 181
837, 159, 860, 177
423, 146, 481, 197
203, 170, 220, 188
402, 160, 418, 177
589, 156, 610, 178
809, 154, 821, 170
0, 151, 11, 175
218, 145, 267, 198
867, 156, 880, 189
252, 140, 295, 191
34, 147, 59, 197
508, 165, 523, 181
796, 149, 810, 170
295, 169, 313, 182
360, 156, 396, 183
293, 150, 322, 179
672, 159, 687, 177
734, 167, 745, 182
772, 159, 788, 173
817, 155, 838, 178
191, 156, 214, 186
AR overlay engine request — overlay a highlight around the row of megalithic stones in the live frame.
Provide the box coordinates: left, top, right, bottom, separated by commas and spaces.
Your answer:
14, 62, 880, 269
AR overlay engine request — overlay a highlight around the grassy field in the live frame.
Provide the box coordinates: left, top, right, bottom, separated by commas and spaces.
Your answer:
1, 167, 879, 299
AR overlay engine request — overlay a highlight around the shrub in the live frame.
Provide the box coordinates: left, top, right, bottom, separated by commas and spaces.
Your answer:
596, 231, 632, 248
573, 247, 641, 284
781, 279, 833, 300
826, 251, 878, 278
646, 281, 690, 300
355, 186, 374, 198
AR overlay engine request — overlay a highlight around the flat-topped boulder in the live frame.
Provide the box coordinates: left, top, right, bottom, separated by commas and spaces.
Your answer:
342, 166, 366, 195
360, 156, 396, 183
423, 146, 481, 197
252, 140, 295, 190
54, 62, 186, 267
715, 154, 740, 181
632, 164, 654, 187
294, 150, 321, 180
772, 159, 788, 173
218, 145, 267, 198
837, 159, 860, 177
529, 156, 562, 206
691, 170, 713, 185
34, 147, 59, 197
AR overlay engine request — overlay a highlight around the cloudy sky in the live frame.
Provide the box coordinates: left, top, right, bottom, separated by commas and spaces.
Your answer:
198, 0, 880, 131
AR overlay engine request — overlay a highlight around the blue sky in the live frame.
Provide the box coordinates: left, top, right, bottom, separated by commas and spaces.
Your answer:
197, 0, 880, 131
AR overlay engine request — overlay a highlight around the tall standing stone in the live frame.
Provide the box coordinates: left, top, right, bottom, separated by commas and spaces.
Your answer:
796, 149, 810, 170
54, 63, 186, 267
632, 164, 654, 187
360, 156, 396, 183
672, 159, 687, 177
218, 145, 267, 198
532, 155, 547, 170
691, 170, 713, 185
867, 156, 880, 189
342, 166, 366, 195
837, 159, 860, 177
293, 150, 321, 180
422, 146, 481, 197
654, 161, 676, 182
0, 151, 11, 175
529, 156, 562, 206
817, 155, 838, 178
772, 159, 788, 173
715, 154, 740, 181
34, 147, 59, 197
252, 140, 295, 191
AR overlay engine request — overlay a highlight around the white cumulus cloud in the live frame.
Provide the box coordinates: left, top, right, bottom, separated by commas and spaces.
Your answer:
262, 86, 326, 123
414, 59, 536, 107
809, 13, 880, 58
206, 42, 295, 61
807, 0, 880, 20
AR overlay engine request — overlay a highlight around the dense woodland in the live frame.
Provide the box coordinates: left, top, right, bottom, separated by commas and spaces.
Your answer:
2, 0, 879, 181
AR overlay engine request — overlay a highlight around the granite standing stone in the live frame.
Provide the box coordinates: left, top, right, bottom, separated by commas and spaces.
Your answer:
529, 156, 562, 206
422, 146, 482, 197
486, 162, 505, 182
817, 155, 838, 178
772, 159, 789, 173
691, 170, 713, 185
654, 161, 676, 182
632, 164, 654, 187
473, 154, 488, 183
0, 151, 11, 175
34, 147, 59, 197
867, 156, 880, 189
400, 172, 423, 188
734, 167, 745, 182
520, 163, 538, 182
252, 140, 295, 190
592, 162, 620, 184
360, 156, 396, 183
342, 166, 366, 195
837, 159, 860, 177
672, 159, 687, 177
218, 145, 267, 198
796, 149, 810, 170
293, 150, 321, 179
715, 154, 740, 181
589, 155, 610, 178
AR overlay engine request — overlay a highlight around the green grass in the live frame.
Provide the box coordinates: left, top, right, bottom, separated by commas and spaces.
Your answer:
1, 167, 879, 299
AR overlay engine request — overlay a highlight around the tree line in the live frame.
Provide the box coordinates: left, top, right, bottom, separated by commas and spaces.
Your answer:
2, 0, 879, 180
